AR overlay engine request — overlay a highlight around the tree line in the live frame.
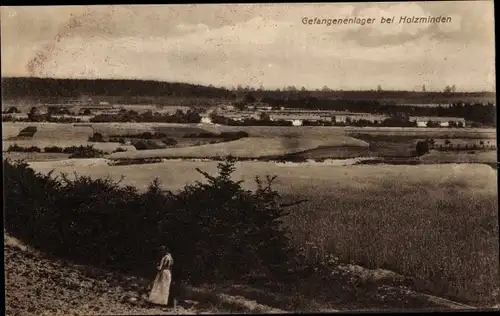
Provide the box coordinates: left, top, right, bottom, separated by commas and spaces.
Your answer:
1, 77, 235, 100
3, 77, 494, 103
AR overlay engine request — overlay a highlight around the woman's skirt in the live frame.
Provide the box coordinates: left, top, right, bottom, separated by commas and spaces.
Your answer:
148, 269, 172, 305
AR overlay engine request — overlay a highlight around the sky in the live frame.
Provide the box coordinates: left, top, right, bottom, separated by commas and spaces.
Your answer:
1, 2, 495, 92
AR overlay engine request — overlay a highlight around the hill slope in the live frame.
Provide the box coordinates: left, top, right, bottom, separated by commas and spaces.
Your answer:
4, 234, 289, 315
5, 235, 185, 315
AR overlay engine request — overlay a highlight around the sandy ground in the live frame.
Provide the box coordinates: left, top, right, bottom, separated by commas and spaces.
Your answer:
5, 236, 188, 315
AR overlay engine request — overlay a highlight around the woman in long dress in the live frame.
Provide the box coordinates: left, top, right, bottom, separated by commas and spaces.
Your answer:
148, 246, 174, 306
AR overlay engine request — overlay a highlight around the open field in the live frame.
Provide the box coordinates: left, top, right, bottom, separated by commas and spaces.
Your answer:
2, 122, 211, 138
279, 164, 498, 305
3, 152, 72, 162
430, 138, 497, 147
202, 124, 496, 139
106, 136, 369, 159
345, 127, 496, 139
3, 140, 136, 153
26, 159, 499, 306
113, 104, 192, 113
419, 150, 497, 164
2, 123, 94, 141
285, 146, 374, 160
3, 122, 495, 162
3, 122, 496, 139
2, 122, 211, 154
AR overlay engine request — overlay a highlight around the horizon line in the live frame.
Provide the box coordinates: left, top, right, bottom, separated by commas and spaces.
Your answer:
1, 75, 496, 94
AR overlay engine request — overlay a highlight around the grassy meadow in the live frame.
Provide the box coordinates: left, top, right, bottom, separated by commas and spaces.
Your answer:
6, 122, 495, 162
204, 124, 496, 139
3, 121, 498, 305
106, 136, 369, 159
419, 150, 497, 164
26, 159, 499, 306
2, 122, 211, 139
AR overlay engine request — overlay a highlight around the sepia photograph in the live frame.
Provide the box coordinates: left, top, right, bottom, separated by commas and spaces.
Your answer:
1, 1, 497, 315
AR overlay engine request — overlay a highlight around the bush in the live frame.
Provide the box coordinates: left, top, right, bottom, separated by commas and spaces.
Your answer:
110, 133, 166, 140
108, 158, 163, 166
415, 140, 429, 156
3, 106, 20, 114
162, 138, 178, 146
154, 132, 167, 138
64, 145, 105, 158
220, 131, 249, 141
88, 132, 105, 142
7, 144, 41, 153
3, 157, 300, 284
108, 137, 127, 144
2, 115, 15, 122
184, 131, 249, 141
132, 139, 165, 150
47, 106, 72, 116
112, 147, 128, 153
44, 146, 64, 153
80, 108, 92, 115
46, 116, 82, 123
184, 132, 219, 138
90, 110, 201, 124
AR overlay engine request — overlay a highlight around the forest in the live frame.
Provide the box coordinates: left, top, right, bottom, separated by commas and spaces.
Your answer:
2, 77, 496, 126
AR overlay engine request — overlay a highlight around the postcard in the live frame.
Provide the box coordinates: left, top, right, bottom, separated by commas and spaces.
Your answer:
2, 2, 497, 315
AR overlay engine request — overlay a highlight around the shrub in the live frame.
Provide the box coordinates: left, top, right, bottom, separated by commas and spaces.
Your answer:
154, 132, 167, 138
110, 133, 166, 140
89, 110, 201, 123
46, 116, 82, 123
184, 132, 219, 138
3, 106, 20, 114
132, 139, 165, 150
108, 158, 163, 166
80, 108, 92, 115
7, 144, 41, 153
108, 137, 127, 144
65, 145, 105, 158
220, 131, 249, 141
415, 140, 429, 156
44, 146, 64, 153
2, 115, 15, 122
169, 158, 298, 281
183, 131, 249, 141
162, 138, 178, 146
3, 157, 301, 285
112, 147, 128, 153
88, 132, 105, 142
47, 106, 72, 116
